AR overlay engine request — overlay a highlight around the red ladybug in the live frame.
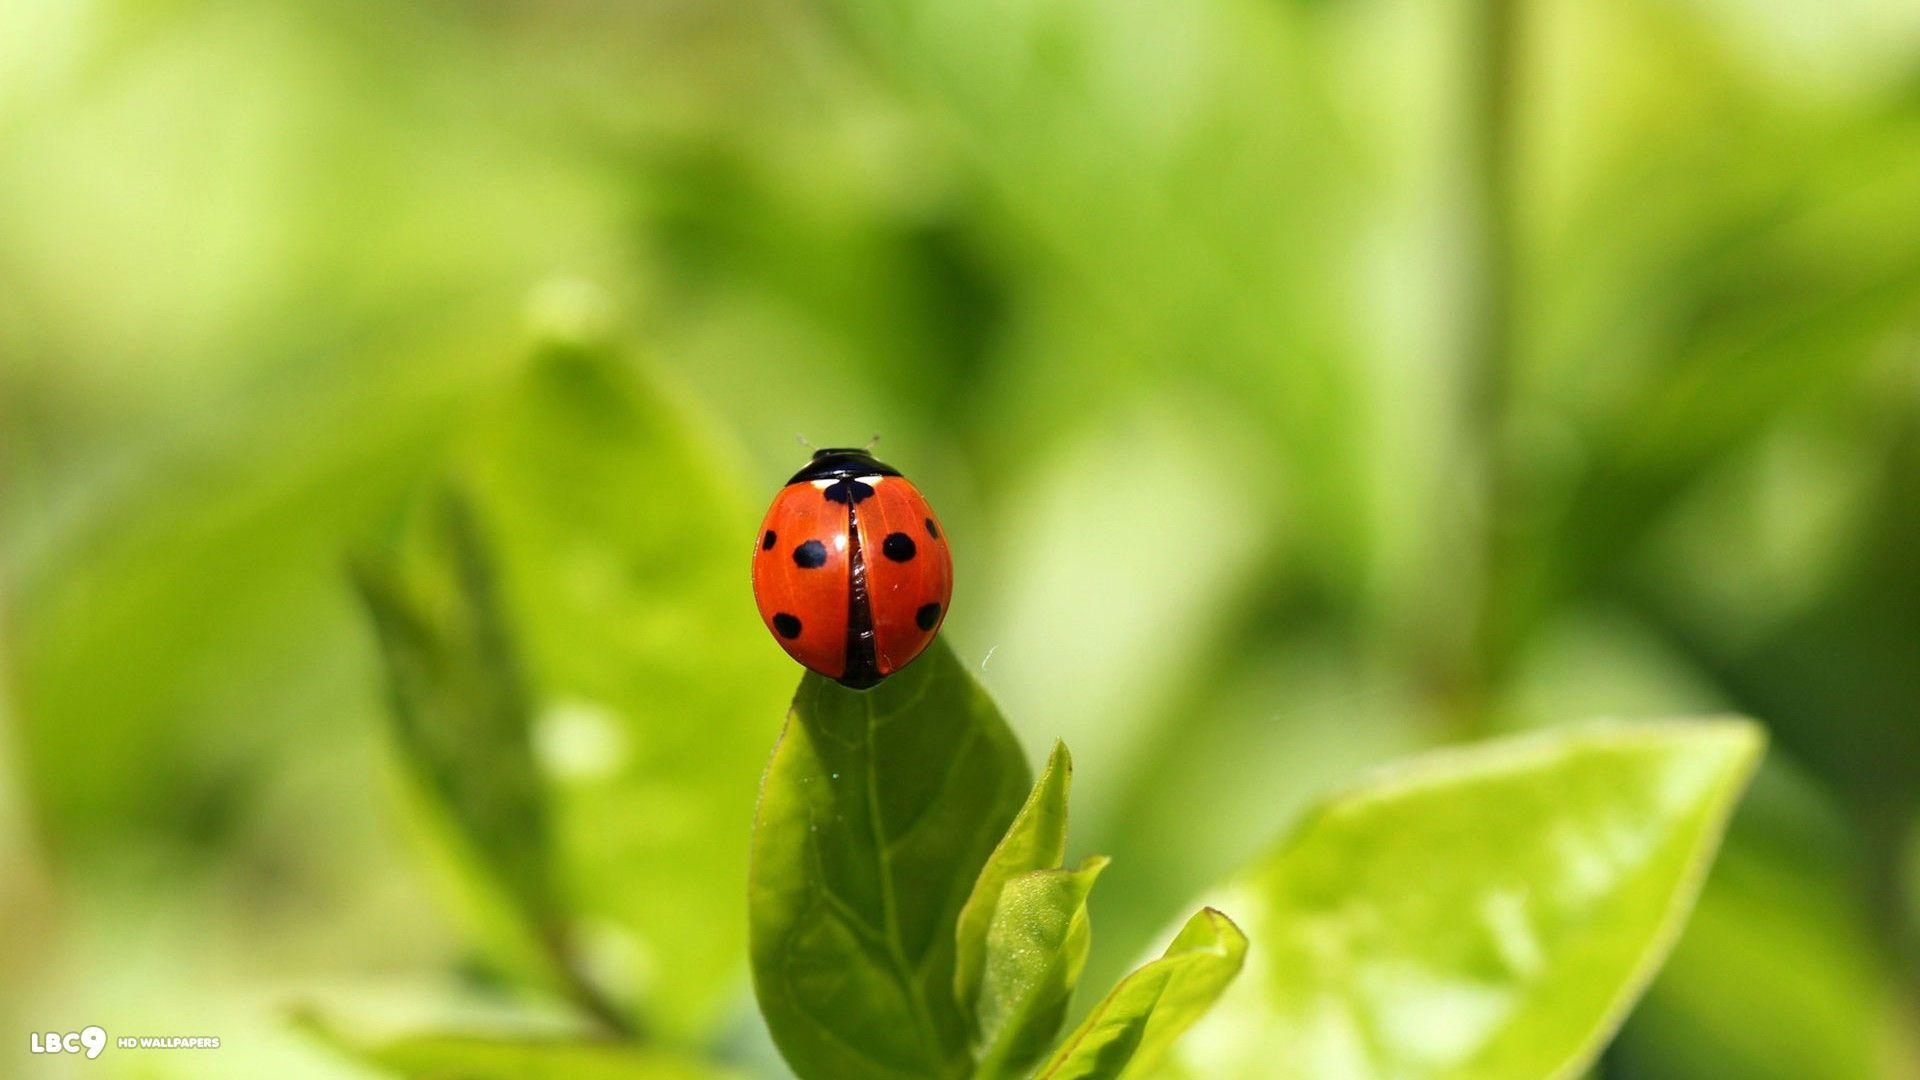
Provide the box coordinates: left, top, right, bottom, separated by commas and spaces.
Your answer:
752, 448, 953, 688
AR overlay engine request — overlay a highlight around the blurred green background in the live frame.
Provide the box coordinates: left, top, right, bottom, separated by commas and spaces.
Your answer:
3, 0, 1918, 1076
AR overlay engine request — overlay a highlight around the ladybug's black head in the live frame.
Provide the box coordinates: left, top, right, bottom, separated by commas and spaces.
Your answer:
789, 448, 902, 484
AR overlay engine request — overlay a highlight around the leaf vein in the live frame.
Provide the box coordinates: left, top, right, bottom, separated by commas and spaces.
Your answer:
884, 722, 984, 856
863, 687, 953, 1072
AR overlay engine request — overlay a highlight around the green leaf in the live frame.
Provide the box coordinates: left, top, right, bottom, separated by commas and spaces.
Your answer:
1035, 907, 1248, 1080
955, 740, 1073, 1029
749, 638, 1033, 1080
1169, 719, 1765, 1080
974, 856, 1110, 1079
353, 494, 556, 930
296, 1011, 734, 1080
452, 342, 794, 1035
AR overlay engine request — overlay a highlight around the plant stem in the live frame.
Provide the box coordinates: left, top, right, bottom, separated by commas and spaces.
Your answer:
1449, 0, 1525, 738
540, 922, 641, 1041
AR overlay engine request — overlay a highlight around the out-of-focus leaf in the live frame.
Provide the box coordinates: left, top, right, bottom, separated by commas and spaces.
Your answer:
749, 638, 1031, 1080
353, 494, 556, 931
974, 856, 1108, 1079
955, 740, 1072, 1028
1172, 720, 1763, 1079
447, 339, 794, 1036
1035, 907, 1247, 1080
296, 1011, 734, 1080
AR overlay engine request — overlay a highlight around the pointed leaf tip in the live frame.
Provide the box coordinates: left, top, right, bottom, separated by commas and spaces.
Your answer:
1170, 718, 1764, 1080
1035, 907, 1248, 1080
955, 739, 1075, 1028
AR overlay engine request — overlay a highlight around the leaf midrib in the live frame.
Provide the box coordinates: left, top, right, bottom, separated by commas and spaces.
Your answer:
862, 688, 957, 1076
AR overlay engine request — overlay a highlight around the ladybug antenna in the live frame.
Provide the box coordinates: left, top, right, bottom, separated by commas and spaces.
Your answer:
795, 433, 818, 451
863, 433, 882, 452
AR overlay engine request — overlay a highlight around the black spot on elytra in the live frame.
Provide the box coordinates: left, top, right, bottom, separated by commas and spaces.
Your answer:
773, 613, 802, 639
762, 530, 777, 550
924, 517, 940, 539
915, 602, 942, 631
882, 532, 916, 562
822, 479, 875, 505
793, 540, 828, 569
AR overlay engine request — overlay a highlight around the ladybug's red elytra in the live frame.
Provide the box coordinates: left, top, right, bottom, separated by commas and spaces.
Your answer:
752, 448, 953, 688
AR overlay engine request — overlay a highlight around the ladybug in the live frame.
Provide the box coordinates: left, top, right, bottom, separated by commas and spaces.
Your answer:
752, 447, 953, 688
